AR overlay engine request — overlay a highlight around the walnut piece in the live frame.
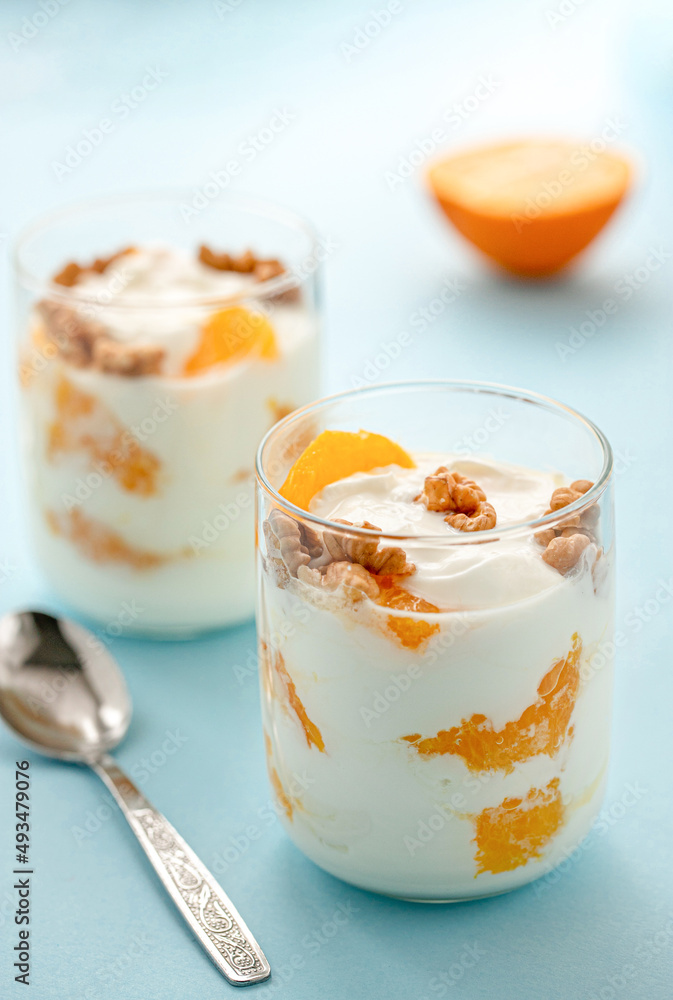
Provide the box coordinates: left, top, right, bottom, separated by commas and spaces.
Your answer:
321, 561, 380, 599
416, 467, 496, 533
542, 533, 591, 574
323, 519, 415, 576
198, 245, 299, 302
549, 487, 583, 511
266, 510, 322, 577
446, 502, 497, 532
536, 478, 597, 574
36, 300, 165, 377
570, 479, 593, 495
37, 300, 105, 366
52, 247, 135, 287
92, 339, 165, 377
416, 468, 486, 513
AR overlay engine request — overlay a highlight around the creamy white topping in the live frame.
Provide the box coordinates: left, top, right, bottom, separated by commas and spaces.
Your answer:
310, 454, 572, 609
73, 244, 271, 373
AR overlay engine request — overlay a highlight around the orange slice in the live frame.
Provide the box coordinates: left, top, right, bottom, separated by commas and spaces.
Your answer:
279, 429, 415, 512
428, 140, 632, 276
261, 645, 325, 752
402, 633, 581, 771
46, 509, 167, 570
48, 376, 161, 497
376, 581, 440, 650
183, 306, 277, 376
474, 778, 564, 875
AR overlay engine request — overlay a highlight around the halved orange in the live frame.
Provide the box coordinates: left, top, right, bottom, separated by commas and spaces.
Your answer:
279, 429, 415, 511
183, 306, 277, 376
428, 139, 632, 276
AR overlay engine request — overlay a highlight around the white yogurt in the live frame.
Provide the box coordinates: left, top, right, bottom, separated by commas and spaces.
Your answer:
259, 455, 614, 899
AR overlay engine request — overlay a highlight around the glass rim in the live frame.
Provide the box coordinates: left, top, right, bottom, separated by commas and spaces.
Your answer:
12, 189, 321, 309
255, 379, 613, 545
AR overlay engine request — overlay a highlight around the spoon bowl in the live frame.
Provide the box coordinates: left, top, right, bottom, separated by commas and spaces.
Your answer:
0, 609, 270, 986
0, 610, 131, 761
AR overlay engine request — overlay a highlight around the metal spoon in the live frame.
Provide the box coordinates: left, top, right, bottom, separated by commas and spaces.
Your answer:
0, 610, 270, 986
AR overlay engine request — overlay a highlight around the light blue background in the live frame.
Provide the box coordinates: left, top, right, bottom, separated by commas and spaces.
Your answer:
1, 1, 672, 997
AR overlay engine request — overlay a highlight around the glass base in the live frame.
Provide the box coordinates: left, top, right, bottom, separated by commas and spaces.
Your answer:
57, 601, 255, 642
385, 886, 517, 904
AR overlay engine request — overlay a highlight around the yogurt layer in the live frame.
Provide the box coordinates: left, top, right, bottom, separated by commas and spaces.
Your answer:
310, 455, 566, 608
259, 451, 614, 899
21, 243, 320, 634
70, 244, 291, 374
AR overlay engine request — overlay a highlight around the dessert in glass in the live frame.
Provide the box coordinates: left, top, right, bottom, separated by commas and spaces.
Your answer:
256, 382, 614, 901
15, 193, 320, 636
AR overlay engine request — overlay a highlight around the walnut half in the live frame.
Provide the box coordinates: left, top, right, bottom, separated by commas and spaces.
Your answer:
416, 467, 497, 533
536, 478, 596, 574
323, 519, 415, 577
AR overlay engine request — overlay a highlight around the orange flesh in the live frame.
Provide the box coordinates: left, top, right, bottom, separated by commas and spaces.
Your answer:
46, 509, 168, 570
47, 376, 161, 496
264, 733, 294, 821
183, 306, 277, 376
376, 580, 440, 650
279, 429, 415, 512
264, 646, 325, 752
428, 140, 631, 276
402, 633, 581, 771
474, 778, 564, 875
269, 766, 293, 820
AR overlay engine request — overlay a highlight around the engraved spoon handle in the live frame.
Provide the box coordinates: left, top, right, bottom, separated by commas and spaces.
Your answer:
91, 753, 270, 986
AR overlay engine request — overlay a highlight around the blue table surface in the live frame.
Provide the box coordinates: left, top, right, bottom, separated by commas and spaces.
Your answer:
1, 1, 672, 997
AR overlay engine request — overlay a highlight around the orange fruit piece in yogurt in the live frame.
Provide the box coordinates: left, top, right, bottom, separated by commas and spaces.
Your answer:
376, 581, 440, 650
473, 778, 564, 875
402, 633, 581, 771
183, 306, 277, 375
279, 429, 415, 512
46, 509, 168, 570
48, 376, 161, 497
261, 645, 325, 753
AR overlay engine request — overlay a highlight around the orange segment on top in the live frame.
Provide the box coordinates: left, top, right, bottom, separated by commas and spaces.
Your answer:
428, 140, 632, 276
279, 429, 415, 512
183, 306, 277, 376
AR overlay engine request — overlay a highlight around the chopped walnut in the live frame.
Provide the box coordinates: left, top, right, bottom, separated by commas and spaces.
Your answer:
92, 338, 165, 377
416, 468, 486, 513
321, 561, 380, 599
266, 510, 322, 577
52, 247, 135, 287
549, 487, 583, 511
542, 533, 591, 574
198, 244, 300, 302
446, 502, 497, 532
416, 467, 496, 533
323, 519, 415, 576
559, 526, 590, 538
37, 301, 106, 366
536, 478, 597, 573
570, 479, 593, 495
36, 301, 164, 376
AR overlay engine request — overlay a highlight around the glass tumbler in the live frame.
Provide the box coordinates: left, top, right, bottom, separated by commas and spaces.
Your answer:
14, 192, 321, 636
255, 381, 615, 901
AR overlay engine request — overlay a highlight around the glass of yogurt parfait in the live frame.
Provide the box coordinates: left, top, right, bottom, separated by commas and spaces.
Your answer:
15, 193, 321, 636
255, 381, 615, 901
